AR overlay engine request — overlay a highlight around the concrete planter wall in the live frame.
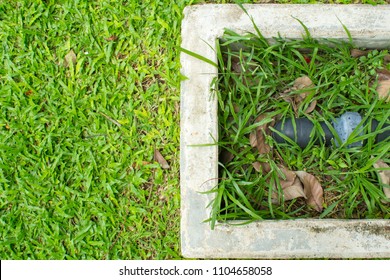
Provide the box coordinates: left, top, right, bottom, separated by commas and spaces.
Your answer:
180, 4, 390, 259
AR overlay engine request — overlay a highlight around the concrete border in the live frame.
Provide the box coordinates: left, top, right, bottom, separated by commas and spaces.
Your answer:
180, 4, 390, 259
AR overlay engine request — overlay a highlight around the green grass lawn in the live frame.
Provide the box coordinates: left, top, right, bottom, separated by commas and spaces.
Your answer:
0, 0, 388, 260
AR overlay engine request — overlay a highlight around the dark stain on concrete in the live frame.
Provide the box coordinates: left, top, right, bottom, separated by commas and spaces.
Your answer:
308, 222, 390, 239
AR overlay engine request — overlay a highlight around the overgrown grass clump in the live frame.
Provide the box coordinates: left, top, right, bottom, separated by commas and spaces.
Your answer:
210, 27, 390, 225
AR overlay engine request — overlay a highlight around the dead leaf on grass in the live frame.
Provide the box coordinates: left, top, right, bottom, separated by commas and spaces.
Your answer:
64, 50, 77, 68
293, 76, 314, 103
373, 159, 390, 201
294, 76, 316, 114
252, 162, 261, 172
154, 149, 170, 169
376, 80, 390, 102
278, 165, 296, 189
350, 49, 370, 58
295, 171, 324, 212
252, 162, 271, 174
250, 114, 275, 154
377, 69, 390, 81
305, 99, 317, 114
249, 132, 258, 148
280, 76, 316, 114
271, 165, 306, 203
283, 177, 306, 201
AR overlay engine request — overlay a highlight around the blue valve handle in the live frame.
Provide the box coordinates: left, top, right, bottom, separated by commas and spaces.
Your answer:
272, 112, 390, 148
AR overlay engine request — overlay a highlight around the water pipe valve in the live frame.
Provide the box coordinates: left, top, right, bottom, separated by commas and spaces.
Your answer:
272, 111, 390, 148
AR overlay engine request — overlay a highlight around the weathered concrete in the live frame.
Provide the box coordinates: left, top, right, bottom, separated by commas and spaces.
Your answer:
180, 4, 390, 259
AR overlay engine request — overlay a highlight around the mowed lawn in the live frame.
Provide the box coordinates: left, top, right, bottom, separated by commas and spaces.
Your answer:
0, 0, 185, 259
0, 0, 387, 259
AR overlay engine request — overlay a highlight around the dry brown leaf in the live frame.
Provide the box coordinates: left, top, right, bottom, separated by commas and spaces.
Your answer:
376, 80, 390, 102
305, 100, 317, 114
249, 131, 257, 148
293, 76, 314, 103
350, 49, 370, 58
252, 162, 272, 175
279, 89, 298, 113
279, 89, 293, 100
373, 159, 390, 200
64, 50, 77, 68
283, 177, 306, 201
280, 76, 316, 115
294, 76, 313, 89
271, 165, 306, 203
377, 69, 390, 81
295, 171, 324, 212
154, 149, 170, 169
278, 165, 296, 189
252, 114, 274, 154
252, 162, 261, 172
261, 162, 271, 174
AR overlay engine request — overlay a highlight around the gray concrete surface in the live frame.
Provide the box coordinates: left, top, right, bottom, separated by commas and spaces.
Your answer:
180, 4, 390, 259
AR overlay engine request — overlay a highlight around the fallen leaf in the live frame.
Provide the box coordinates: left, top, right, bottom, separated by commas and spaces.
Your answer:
64, 50, 77, 67
305, 100, 317, 114
376, 80, 390, 102
377, 69, 390, 81
279, 89, 298, 113
251, 114, 274, 154
373, 159, 390, 200
278, 165, 296, 189
295, 171, 324, 212
271, 165, 306, 203
261, 162, 271, 174
293, 76, 314, 103
283, 177, 306, 201
279, 88, 293, 101
25, 89, 33, 96
280, 76, 316, 115
350, 49, 370, 58
249, 131, 257, 147
252, 162, 261, 172
154, 149, 170, 169
252, 162, 272, 175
